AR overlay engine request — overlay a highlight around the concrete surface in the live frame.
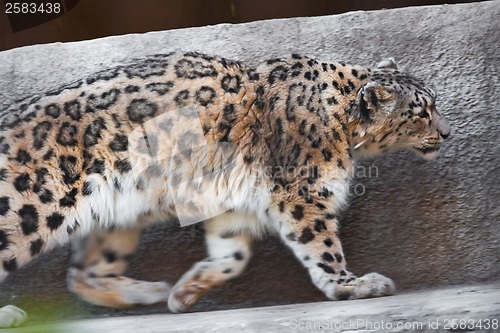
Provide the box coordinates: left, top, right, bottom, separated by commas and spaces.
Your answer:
0, 0, 499, 323
5, 281, 500, 332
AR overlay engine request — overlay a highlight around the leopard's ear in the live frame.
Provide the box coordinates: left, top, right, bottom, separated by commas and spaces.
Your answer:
358, 82, 396, 121
376, 58, 398, 71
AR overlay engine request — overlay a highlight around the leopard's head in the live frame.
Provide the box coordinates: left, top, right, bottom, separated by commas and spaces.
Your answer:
349, 58, 450, 160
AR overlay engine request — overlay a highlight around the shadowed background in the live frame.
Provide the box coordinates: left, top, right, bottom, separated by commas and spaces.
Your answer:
0, 0, 489, 51
0, 0, 499, 323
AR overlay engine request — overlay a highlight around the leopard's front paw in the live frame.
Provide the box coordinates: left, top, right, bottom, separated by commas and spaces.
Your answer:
332, 272, 395, 300
351, 272, 395, 299
0, 305, 27, 328
167, 285, 203, 313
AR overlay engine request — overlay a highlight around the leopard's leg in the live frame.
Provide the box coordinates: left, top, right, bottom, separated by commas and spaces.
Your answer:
167, 212, 254, 313
67, 226, 170, 308
0, 206, 79, 327
274, 187, 395, 301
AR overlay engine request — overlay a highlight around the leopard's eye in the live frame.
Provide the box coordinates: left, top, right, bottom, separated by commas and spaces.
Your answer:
418, 109, 429, 118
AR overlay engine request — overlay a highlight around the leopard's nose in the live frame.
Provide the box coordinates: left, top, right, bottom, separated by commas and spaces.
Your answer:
437, 114, 451, 140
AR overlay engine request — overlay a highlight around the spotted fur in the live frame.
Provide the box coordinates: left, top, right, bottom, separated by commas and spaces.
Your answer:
0, 52, 450, 325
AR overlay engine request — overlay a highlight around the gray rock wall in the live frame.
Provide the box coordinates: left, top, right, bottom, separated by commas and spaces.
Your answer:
0, 1, 498, 319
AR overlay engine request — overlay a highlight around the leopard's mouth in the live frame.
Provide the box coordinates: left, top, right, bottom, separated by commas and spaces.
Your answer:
412, 144, 441, 159
413, 145, 440, 154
